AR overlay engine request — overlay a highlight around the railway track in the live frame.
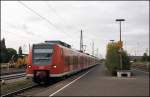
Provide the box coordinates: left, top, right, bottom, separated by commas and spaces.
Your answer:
1, 84, 37, 97
1, 66, 98, 97
1, 77, 63, 97
1, 67, 93, 97
0, 73, 26, 81
1, 65, 148, 97
132, 64, 149, 73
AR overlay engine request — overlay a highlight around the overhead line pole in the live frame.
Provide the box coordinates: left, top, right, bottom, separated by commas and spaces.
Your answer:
92, 41, 94, 56
80, 29, 83, 52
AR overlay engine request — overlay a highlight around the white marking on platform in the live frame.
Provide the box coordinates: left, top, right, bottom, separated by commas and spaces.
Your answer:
49, 69, 93, 97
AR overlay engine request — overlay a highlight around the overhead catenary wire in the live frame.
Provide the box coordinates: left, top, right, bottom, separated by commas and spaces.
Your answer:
45, 1, 66, 23
2, 29, 31, 39
45, 2, 79, 30
18, 1, 92, 53
47, 2, 83, 39
45, 1, 80, 38
19, 1, 100, 54
1, 29, 44, 42
18, 1, 64, 33
18, 1, 78, 44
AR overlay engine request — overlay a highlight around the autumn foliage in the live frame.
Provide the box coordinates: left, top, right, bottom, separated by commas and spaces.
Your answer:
105, 41, 130, 75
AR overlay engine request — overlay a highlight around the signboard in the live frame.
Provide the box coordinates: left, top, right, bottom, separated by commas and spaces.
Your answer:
117, 41, 123, 48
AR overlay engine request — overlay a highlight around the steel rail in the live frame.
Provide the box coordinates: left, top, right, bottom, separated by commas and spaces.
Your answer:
1, 84, 37, 97
0, 73, 26, 80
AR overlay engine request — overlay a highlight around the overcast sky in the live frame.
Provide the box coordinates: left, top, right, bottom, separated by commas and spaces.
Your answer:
1, 1, 149, 58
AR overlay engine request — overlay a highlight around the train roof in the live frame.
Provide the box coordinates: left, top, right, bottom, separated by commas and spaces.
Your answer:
45, 40, 71, 48
34, 40, 99, 59
62, 46, 97, 58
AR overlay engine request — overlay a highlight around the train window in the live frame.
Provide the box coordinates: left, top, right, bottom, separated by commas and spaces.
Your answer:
69, 56, 71, 65
75, 56, 78, 65
69, 56, 73, 65
65, 56, 69, 65
84, 57, 85, 64
82, 57, 84, 64
72, 56, 74, 65
65, 56, 67, 64
88, 57, 89, 65
85, 57, 87, 65
73, 56, 76, 65
32, 44, 53, 65
83, 57, 85, 64
76, 56, 78, 65
81, 56, 84, 64
75, 56, 77, 65
85, 57, 86, 65
80, 56, 82, 64
78, 56, 80, 65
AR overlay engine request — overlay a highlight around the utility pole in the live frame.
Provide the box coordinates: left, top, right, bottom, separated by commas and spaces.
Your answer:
83, 45, 87, 52
92, 41, 94, 56
146, 48, 148, 55
137, 42, 139, 56
80, 29, 83, 52
29, 43, 30, 52
96, 48, 98, 57
116, 19, 125, 70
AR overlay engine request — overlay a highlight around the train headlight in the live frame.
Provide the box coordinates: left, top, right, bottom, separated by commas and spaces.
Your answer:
28, 65, 31, 68
53, 65, 57, 68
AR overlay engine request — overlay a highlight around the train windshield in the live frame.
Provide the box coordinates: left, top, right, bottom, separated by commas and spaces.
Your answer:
32, 44, 53, 65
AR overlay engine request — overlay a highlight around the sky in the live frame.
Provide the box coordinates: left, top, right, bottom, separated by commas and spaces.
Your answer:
1, 1, 149, 58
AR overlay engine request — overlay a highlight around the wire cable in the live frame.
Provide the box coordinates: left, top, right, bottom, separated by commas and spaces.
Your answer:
18, 1, 62, 32
45, 1, 79, 33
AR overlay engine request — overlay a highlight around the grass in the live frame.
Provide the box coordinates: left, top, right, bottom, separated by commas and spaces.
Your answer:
0, 79, 36, 95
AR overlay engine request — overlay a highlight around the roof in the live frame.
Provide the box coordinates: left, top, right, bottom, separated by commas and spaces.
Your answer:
45, 40, 71, 48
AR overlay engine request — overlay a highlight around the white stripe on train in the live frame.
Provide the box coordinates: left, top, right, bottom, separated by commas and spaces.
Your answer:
26, 64, 97, 77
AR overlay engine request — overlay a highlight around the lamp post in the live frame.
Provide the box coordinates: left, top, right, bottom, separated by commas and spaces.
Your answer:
116, 19, 125, 70
110, 40, 114, 42
116, 19, 125, 42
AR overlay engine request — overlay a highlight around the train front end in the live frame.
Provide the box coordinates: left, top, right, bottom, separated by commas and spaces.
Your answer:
26, 43, 53, 84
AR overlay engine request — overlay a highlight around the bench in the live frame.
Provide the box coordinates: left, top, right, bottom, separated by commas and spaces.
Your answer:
117, 70, 131, 77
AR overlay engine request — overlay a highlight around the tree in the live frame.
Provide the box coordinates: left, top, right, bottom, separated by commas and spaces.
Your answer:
105, 42, 130, 75
0, 38, 18, 63
0, 38, 7, 63
18, 46, 22, 56
0, 38, 6, 50
142, 53, 148, 62
148, 56, 150, 62
6, 48, 17, 62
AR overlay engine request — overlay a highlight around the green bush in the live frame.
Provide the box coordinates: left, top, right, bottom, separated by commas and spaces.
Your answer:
105, 42, 130, 75
122, 50, 130, 70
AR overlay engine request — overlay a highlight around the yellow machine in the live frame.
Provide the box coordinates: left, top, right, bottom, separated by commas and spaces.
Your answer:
16, 55, 28, 68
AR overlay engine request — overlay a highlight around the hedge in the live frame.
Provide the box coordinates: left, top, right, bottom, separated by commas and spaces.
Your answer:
105, 42, 130, 75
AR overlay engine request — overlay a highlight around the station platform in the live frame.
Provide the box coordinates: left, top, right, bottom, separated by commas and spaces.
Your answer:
53, 64, 149, 96
18, 64, 149, 96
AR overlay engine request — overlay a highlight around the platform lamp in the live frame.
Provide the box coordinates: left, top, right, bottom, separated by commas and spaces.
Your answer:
116, 19, 125, 70
110, 40, 114, 42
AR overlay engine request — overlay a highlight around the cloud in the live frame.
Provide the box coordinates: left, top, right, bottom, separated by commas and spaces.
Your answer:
1, 1, 149, 57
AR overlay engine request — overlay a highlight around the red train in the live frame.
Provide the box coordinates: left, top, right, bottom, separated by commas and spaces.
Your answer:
26, 41, 100, 84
